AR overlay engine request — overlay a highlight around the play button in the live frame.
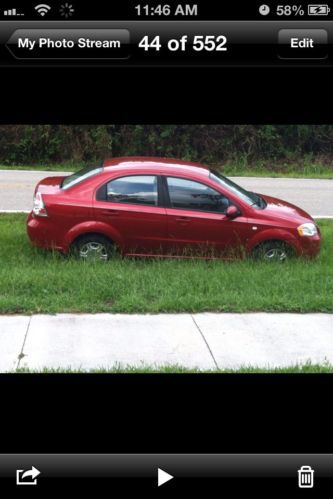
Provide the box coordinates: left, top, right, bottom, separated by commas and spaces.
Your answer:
158, 468, 174, 487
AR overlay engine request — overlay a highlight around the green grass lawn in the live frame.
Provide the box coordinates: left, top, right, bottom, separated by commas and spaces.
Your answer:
0, 162, 80, 172
14, 362, 333, 373
221, 163, 333, 179
1, 160, 333, 178
0, 214, 332, 314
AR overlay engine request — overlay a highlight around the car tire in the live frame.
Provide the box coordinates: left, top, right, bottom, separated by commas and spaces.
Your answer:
252, 240, 295, 262
72, 234, 115, 261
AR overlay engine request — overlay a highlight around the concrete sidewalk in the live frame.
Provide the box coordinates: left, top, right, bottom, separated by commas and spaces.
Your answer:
1, 313, 332, 371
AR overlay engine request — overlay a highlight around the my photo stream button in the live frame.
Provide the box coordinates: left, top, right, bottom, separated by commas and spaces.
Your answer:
6, 29, 130, 59
278, 29, 327, 59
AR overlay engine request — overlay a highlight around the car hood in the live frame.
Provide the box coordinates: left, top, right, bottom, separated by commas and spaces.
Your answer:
35, 176, 67, 194
258, 194, 314, 223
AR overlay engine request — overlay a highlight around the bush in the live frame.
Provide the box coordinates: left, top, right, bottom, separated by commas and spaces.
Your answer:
1, 125, 333, 167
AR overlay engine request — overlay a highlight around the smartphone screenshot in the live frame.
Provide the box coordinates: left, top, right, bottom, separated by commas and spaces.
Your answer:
0, 0, 332, 495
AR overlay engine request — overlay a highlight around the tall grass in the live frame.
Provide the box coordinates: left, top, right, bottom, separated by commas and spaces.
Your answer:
14, 361, 333, 374
0, 215, 332, 314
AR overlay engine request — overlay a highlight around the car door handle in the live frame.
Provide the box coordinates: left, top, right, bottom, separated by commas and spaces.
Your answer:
101, 209, 119, 216
175, 217, 191, 224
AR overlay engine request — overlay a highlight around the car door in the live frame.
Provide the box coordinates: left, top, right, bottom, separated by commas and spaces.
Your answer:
93, 174, 168, 255
164, 176, 250, 257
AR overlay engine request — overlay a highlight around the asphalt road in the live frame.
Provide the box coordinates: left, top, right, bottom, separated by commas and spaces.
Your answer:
0, 169, 332, 216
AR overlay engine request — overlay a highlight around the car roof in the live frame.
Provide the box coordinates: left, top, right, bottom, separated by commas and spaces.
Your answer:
102, 157, 210, 177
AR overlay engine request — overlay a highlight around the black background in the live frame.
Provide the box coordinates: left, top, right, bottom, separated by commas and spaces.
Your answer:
0, 0, 332, 467
1, 373, 332, 452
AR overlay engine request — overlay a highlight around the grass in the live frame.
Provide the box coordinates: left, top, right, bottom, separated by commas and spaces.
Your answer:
220, 160, 333, 179
0, 214, 332, 314
0, 161, 82, 172
1, 159, 333, 178
13, 362, 333, 373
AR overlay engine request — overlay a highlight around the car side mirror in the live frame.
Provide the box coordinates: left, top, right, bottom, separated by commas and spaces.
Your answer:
226, 205, 240, 218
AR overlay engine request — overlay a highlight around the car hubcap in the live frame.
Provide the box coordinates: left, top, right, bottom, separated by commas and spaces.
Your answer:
79, 242, 108, 261
263, 248, 287, 261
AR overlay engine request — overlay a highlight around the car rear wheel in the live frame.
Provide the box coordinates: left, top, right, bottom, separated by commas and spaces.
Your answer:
72, 234, 114, 261
252, 241, 294, 262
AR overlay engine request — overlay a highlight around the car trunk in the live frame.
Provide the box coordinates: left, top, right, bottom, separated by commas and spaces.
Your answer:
34, 176, 67, 194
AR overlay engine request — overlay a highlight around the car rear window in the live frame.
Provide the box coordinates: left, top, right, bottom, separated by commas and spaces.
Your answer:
61, 166, 103, 190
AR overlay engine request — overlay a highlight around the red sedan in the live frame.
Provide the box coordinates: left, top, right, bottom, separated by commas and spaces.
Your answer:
27, 157, 321, 261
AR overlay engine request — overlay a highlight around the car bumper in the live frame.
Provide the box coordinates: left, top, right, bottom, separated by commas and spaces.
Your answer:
297, 234, 321, 257
26, 212, 67, 252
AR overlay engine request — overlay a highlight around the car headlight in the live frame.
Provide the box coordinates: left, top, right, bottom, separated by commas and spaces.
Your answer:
297, 223, 318, 237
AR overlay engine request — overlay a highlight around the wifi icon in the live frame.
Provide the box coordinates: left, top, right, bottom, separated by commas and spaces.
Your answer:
35, 4, 51, 16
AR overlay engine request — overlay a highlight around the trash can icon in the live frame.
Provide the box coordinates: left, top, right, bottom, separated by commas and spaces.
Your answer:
298, 465, 314, 488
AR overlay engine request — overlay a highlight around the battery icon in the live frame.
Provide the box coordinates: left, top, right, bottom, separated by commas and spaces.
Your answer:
308, 4, 330, 15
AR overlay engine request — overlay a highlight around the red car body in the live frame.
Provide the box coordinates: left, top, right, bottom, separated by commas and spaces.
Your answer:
27, 157, 321, 260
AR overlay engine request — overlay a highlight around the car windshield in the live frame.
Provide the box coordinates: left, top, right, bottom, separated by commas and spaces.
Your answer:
209, 171, 260, 206
61, 165, 103, 190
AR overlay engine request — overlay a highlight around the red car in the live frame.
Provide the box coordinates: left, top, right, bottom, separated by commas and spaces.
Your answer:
27, 157, 321, 261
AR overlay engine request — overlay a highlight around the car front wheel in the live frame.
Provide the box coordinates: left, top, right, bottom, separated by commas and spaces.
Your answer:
252, 241, 294, 262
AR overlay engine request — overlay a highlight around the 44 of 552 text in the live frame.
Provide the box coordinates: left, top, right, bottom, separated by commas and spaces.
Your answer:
138, 35, 228, 52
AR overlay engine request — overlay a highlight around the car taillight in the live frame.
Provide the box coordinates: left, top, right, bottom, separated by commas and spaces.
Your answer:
32, 192, 48, 217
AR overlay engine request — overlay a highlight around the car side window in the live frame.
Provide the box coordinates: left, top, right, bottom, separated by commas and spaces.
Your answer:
105, 175, 158, 206
166, 177, 230, 213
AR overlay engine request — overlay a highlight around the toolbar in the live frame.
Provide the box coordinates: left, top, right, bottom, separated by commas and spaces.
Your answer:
0, 20, 332, 65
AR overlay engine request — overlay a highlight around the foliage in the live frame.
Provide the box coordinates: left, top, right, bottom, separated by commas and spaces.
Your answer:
1, 125, 333, 171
